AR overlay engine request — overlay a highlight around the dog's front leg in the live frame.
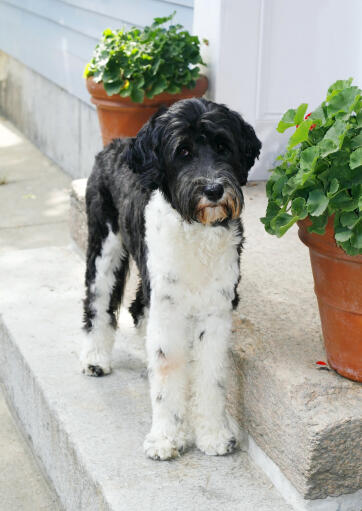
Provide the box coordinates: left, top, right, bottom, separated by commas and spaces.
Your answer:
144, 299, 190, 460
192, 312, 239, 456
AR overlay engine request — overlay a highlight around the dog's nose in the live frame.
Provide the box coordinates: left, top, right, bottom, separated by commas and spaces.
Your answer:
203, 183, 224, 201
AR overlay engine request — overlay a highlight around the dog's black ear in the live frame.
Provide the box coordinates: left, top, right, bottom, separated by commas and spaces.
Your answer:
229, 110, 262, 185
125, 107, 167, 189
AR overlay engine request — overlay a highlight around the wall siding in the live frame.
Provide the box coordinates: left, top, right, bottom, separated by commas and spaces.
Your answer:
0, 0, 194, 104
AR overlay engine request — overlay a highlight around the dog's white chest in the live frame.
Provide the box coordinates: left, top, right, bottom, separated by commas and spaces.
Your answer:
145, 191, 241, 310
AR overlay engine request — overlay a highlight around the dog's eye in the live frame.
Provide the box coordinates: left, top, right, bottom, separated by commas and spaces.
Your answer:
216, 143, 227, 154
178, 147, 192, 158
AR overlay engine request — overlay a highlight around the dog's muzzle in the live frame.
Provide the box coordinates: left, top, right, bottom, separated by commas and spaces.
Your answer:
196, 186, 242, 225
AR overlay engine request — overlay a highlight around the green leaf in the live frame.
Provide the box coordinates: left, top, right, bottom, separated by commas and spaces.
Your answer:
350, 147, 362, 169
327, 78, 353, 98
340, 211, 359, 228
337, 239, 361, 255
350, 221, 362, 248
277, 109, 297, 133
294, 103, 308, 125
300, 146, 319, 171
103, 80, 122, 96
307, 189, 329, 216
152, 12, 175, 27
291, 197, 308, 219
335, 224, 353, 242
327, 178, 340, 198
356, 111, 362, 127
308, 212, 328, 235
152, 57, 162, 75
319, 119, 347, 157
288, 120, 314, 149
351, 132, 362, 149
260, 201, 281, 234
330, 191, 359, 211
351, 169, 362, 186
166, 84, 181, 94
130, 87, 144, 103
132, 76, 145, 89
119, 87, 131, 97
327, 87, 360, 117
310, 104, 326, 123
260, 200, 281, 223
270, 212, 298, 237
151, 76, 167, 96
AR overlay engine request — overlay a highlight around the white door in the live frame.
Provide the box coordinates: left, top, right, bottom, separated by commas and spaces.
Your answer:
194, 0, 362, 180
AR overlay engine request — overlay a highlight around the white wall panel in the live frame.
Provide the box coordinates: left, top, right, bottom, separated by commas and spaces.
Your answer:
194, 0, 362, 179
0, 0, 194, 104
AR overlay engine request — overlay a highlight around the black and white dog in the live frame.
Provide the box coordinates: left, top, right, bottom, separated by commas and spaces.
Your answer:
81, 98, 261, 460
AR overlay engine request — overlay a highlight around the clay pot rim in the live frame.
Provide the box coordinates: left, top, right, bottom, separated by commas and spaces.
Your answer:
86, 75, 208, 107
297, 216, 362, 263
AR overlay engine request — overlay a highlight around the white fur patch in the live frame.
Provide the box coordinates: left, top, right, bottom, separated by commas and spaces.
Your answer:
81, 225, 126, 375
143, 191, 241, 459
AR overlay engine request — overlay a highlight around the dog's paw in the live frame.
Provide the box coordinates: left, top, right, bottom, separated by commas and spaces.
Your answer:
196, 428, 239, 456
80, 350, 112, 377
143, 433, 183, 461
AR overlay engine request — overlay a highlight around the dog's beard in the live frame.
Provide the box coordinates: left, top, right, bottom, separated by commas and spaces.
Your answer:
195, 190, 242, 225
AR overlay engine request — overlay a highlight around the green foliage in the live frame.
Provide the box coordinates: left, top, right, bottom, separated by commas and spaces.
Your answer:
261, 78, 362, 255
84, 13, 205, 102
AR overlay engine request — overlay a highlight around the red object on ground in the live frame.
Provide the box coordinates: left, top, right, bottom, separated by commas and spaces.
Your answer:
298, 217, 362, 383
316, 361, 327, 366
86, 76, 208, 146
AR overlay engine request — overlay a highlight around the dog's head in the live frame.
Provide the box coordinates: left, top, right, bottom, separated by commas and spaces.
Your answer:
125, 98, 261, 225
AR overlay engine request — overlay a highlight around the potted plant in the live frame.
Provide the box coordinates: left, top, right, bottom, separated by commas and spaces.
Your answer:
261, 78, 362, 382
84, 13, 208, 145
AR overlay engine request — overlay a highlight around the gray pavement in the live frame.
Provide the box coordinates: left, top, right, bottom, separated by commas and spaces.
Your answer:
0, 117, 70, 253
0, 117, 67, 510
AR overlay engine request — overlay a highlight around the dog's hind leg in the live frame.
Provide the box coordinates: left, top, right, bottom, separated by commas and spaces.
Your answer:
82, 223, 129, 376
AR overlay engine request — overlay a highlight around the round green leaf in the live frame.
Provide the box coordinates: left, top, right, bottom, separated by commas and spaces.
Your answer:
307, 189, 329, 216
270, 212, 298, 237
291, 197, 308, 219
335, 225, 353, 242
350, 147, 362, 169
103, 80, 122, 96
130, 87, 144, 103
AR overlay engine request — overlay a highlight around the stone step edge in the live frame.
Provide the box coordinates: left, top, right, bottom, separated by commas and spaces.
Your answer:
1, 308, 361, 511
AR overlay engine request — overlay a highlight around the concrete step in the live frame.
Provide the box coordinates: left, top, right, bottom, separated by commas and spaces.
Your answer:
0, 246, 295, 511
68, 179, 362, 511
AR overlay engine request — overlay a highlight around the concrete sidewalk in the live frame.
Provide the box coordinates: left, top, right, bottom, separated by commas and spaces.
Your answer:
0, 117, 66, 510
0, 117, 70, 253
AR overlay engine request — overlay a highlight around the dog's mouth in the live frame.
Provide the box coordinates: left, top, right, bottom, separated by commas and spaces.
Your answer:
195, 192, 241, 225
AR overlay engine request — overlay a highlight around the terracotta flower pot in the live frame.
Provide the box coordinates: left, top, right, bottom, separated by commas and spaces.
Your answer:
86, 76, 208, 146
298, 217, 362, 382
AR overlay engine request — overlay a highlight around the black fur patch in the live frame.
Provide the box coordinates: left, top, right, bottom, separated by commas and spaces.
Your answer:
157, 348, 166, 359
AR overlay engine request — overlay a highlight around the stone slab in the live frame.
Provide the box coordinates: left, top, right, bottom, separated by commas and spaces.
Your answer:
0, 246, 293, 511
0, 387, 61, 511
70, 179, 362, 502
